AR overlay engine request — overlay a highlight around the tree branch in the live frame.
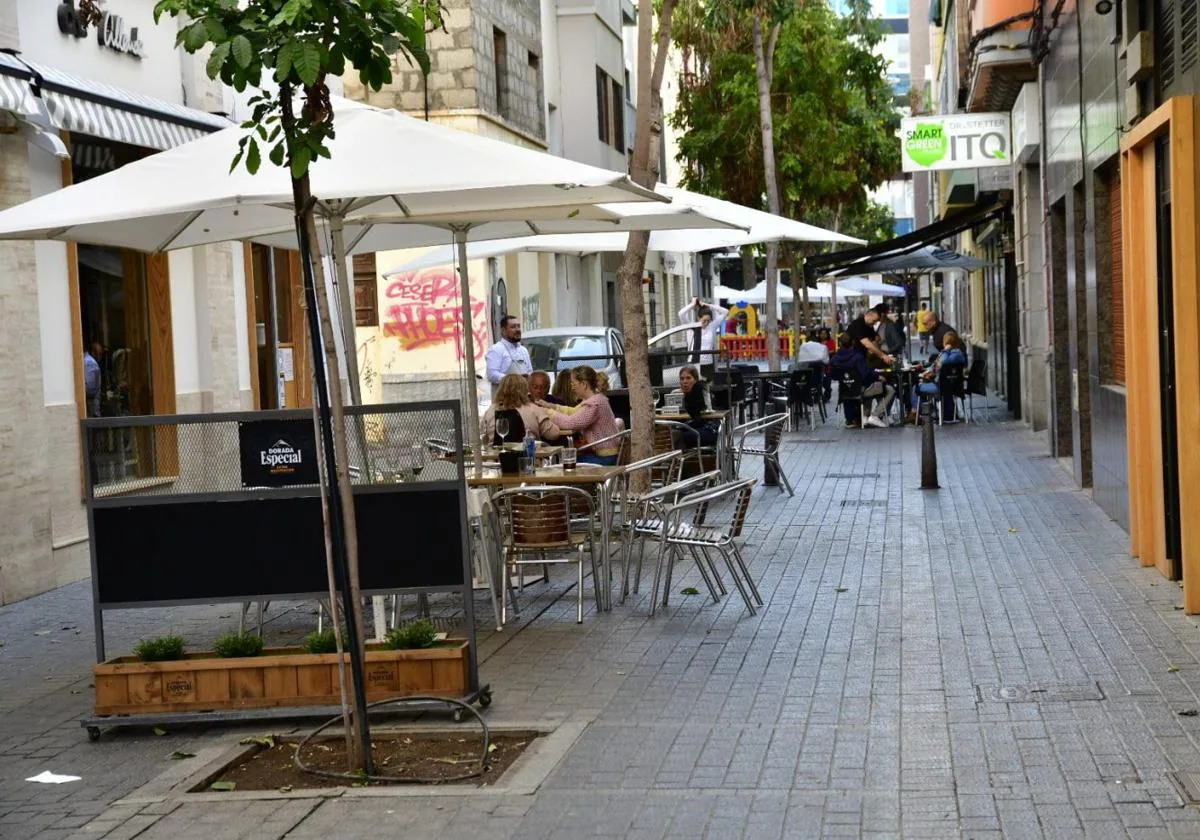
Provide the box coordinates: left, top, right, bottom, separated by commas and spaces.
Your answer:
766, 21, 781, 86
650, 0, 680, 94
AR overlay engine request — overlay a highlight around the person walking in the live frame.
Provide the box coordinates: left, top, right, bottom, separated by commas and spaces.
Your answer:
484, 316, 532, 392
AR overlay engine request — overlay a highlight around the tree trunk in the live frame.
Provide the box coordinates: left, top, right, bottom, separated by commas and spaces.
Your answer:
753, 15, 782, 372
301, 195, 369, 770
617, 0, 677, 480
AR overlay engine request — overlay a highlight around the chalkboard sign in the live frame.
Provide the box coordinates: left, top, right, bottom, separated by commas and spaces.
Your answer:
238, 418, 319, 487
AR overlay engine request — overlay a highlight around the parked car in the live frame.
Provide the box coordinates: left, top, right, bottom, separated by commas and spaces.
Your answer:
523, 327, 626, 389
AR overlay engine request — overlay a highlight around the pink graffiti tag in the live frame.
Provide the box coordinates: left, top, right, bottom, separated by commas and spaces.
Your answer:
382, 269, 487, 361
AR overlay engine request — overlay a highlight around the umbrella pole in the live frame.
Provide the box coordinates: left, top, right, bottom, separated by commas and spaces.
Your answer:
454, 228, 483, 470
330, 215, 363, 407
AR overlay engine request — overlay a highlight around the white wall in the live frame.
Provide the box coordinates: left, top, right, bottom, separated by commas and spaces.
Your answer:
16, 0, 186, 102
28, 144, 74, 406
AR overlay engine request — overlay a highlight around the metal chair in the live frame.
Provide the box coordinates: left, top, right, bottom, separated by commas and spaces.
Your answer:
655, 419, 714, 477
619, 470, 722, 603
937, 363, 968, 425
492, 486, 599, 624
577, 428, 632, 465
652, 478, 763, 617
966, 358, 990, 422
835, 368, 864, 426
731, 413, 793, 496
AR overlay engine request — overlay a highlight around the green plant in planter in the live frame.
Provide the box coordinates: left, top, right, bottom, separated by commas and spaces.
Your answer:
303, 628, 342, 655
133, 635, 186, 662
382, 619, 438, 651
213, 631, 264, 658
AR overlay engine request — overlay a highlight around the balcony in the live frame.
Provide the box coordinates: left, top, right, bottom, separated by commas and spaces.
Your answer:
965, 0, 1037, 112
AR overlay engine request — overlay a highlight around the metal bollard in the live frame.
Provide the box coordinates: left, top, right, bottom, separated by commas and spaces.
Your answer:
920, 405, 940, 489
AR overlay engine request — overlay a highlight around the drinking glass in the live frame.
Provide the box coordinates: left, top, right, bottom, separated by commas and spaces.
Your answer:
409, 443, 425, 478
562, 438, 577, 472
496, 416, 510, 442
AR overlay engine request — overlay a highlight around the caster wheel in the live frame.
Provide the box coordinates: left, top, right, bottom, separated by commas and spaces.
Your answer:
451, 708, 466, 723
87, 727, 101, 742
478, 691, 493, 708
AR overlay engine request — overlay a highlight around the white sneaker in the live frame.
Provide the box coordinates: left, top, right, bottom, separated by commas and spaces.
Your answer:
864, 415, 887, 428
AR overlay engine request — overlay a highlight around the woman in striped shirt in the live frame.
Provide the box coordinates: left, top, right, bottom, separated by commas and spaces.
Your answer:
542, 365, 621, 465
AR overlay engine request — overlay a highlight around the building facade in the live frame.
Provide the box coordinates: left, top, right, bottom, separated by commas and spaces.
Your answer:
0, 0, 257, 603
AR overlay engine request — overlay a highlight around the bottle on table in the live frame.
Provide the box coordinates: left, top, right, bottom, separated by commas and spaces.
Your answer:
523, 428, 537, 474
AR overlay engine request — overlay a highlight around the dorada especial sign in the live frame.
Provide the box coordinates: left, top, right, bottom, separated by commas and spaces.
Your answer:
57, 1, 147, 60
238, 419, 319, 488
900, 114, 1011, 173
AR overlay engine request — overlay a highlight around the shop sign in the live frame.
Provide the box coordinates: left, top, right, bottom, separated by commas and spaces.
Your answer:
238, 419, 319, 488
900, 114, 1011, 173
57, 1, 147, 60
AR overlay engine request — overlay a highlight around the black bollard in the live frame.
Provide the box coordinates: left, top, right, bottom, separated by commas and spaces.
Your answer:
920, 406, 940, 489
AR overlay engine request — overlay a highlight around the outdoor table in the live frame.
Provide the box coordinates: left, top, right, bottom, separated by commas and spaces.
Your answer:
741, 370, 791, 420
467, 463, 624, 611
654, 409, 734, 479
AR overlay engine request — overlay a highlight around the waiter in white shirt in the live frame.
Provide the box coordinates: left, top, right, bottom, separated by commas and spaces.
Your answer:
678, 297, 729, 366
485, 315, 533, 392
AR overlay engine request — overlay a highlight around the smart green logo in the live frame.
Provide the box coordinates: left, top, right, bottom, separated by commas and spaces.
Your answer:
905, 123, 948, 168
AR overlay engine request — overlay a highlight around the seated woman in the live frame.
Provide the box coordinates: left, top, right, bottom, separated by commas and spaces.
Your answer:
908, 330, 967, 422
550, 369, 577, 407
673, 365, 719, 447
542, 365, 621, 465
483, 373, 563, 445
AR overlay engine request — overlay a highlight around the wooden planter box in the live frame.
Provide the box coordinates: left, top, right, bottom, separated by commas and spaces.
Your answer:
93, 642, 470, 717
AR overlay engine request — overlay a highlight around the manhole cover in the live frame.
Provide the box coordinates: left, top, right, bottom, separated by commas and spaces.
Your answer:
826, 473, 881, 478
839, 500, 888, 508
975, 682, 1105, 703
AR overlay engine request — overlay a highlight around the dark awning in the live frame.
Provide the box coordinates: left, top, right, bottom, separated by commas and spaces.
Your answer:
803, 198, 1008, 282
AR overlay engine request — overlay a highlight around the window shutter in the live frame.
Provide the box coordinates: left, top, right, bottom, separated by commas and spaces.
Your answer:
1162, 0, 1178, 89
353, 253, 378, 328
1182, 0, 1198, 73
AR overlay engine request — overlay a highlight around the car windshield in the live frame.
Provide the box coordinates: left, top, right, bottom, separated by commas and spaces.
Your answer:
524, 335, 610, 372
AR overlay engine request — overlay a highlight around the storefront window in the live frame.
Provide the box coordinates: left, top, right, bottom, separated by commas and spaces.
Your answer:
73, 135, 171, 484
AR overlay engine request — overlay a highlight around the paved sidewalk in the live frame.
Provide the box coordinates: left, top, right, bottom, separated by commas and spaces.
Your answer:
5, 413, 1200, 838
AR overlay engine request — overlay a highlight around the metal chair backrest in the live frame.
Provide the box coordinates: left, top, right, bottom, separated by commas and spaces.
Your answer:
837, 368, 864, 400
578, 428, 632, 458
493, 485, 594, 549
733, 413, 787, 456
665, 478, 758, 537
939, 363, 966, 397
966, 358, 987, 396
621, 449, 684, 493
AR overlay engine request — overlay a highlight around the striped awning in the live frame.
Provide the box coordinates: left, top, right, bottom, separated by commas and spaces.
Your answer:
0, 52, 229, 151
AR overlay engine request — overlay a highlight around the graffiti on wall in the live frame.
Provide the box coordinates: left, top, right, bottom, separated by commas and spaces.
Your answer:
382, 268, 487, 361
521, 294, 540, 331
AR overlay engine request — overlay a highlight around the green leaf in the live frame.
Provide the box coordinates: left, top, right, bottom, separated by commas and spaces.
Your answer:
183, 21, 210, 52
231, 34, 253, 69
269, 143, 285, 167
238, 735, 275, 748
680, 587, 700, 596
270, 0, 304, 27
169, 750, 196, 760
229, 146, 245, 173
206, 41, 231, 79
294, 41, 321, 86
153, 726, 168, 736
204, 17, 227, 43
209, 781, 237, 791
835, 587, 848, 593
246, 139, 261, 174
290, 145, 312, 179
274, 40, 295, 81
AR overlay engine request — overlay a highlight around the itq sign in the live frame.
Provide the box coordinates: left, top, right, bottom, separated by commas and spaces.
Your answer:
900, 114, 1011, 172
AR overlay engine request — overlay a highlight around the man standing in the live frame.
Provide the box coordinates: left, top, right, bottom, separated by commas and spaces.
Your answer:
915, 302, 931, 354
881, 311, 906, 358
678, 296, 729, 365
845, 303, 895, 366
83, 341, 103, 417
485, 316, 532, 392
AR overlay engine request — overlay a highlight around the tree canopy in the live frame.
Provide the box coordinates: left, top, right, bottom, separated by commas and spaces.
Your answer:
671, 0, 901, 248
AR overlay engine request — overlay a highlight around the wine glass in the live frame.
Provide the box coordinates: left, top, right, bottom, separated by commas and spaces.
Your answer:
495, 416, 510, 442
409, 443, 425, 478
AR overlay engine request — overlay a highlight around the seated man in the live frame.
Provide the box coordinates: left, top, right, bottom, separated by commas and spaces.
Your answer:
829, 334, 895, 429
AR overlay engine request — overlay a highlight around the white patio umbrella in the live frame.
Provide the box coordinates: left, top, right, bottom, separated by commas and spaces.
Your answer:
713, 281, 844, 303
0, 98, 738, 443
382, 184, 862, 275
835, 276, 906, 296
